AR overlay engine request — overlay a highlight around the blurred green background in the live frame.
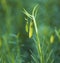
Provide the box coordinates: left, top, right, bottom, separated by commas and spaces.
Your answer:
0, 0, 60, 63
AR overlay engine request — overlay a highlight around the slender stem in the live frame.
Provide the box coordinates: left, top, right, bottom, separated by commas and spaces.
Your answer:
32, 16, 38, 33
32, 16, 44, 63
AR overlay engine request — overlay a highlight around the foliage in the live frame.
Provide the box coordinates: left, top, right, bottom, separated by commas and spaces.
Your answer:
0, 0, 60, 63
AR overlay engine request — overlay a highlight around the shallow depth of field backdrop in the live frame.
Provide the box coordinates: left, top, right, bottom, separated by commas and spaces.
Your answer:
0, 0, 60, 63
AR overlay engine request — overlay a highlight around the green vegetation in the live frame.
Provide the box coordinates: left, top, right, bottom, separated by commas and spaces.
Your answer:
0, 0, 60, 63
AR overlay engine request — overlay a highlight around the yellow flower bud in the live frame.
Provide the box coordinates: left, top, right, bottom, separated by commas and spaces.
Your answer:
29, 21, 33, 38
25, 21, 28, 33
50, 35, 54, 44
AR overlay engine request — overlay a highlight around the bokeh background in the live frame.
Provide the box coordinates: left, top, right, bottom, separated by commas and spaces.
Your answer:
0, 0, 60, 63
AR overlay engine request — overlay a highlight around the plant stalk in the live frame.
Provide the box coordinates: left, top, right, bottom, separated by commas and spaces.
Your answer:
32, 16, 44, 63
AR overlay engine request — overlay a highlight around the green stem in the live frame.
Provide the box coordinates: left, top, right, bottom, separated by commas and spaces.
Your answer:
32, 16, 44, 63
